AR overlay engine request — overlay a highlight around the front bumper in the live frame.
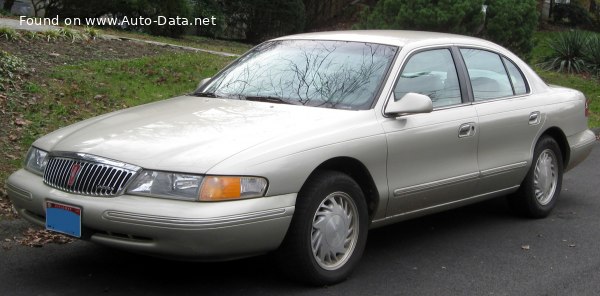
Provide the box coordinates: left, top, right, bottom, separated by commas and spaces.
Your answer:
7, 169, 296, 260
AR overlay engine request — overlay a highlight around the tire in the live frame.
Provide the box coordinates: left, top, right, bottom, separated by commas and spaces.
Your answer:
276, 170, 368, 286
508, 136, 563, 218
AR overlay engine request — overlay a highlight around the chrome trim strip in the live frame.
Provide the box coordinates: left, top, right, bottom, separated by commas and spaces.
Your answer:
393, 172, 480, 197
49, 151, 142, 172
103, 207, 293, 229
378, 185, 520, 224
480, 161, 528, 177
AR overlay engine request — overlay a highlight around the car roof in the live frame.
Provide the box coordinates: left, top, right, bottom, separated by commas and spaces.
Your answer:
274, 30, 496, 48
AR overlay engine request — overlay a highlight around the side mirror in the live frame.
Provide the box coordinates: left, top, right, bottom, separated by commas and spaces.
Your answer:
195, 77, 212, 92
384, 92, 433, 116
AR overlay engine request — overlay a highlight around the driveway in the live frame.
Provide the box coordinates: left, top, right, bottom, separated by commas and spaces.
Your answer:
0, 142, 598, 295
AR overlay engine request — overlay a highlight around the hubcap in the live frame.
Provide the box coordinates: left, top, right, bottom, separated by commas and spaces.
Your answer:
533, 149, 558, 206
311, 191, 359, 270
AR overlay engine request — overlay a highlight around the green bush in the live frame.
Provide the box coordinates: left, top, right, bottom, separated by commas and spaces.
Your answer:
0, 27, 19, 40
245, 0, 306, 42
356, 0, 538, 57
483, 0, 538, 58
553, 3, 593, 27
195, 0, 305, 42
59, 28, 85, 43
145, 0, 192, 38
191, 0, 225, 38
355, 0, 483, 34
584, 35, 600, 76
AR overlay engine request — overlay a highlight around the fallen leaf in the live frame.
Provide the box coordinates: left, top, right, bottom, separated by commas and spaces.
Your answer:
5, 154, 18, 160
14, 117, 31, 127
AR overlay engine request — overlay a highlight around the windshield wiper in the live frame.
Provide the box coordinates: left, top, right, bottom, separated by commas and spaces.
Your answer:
244, 96, 293, 105
193, 91, 218, 98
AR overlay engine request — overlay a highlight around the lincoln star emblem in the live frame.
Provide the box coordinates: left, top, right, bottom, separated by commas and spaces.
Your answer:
67, 163, 81, 187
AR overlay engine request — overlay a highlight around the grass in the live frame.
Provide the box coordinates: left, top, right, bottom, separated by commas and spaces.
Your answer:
531, 31, 600, 128
98, 28, 254, 55
20, 52, 234, 146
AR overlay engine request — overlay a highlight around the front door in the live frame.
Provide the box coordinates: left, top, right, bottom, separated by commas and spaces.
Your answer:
382, 48, 480, 216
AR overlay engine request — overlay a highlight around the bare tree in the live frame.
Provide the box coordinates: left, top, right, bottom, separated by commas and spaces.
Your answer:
30, 0, 47, 17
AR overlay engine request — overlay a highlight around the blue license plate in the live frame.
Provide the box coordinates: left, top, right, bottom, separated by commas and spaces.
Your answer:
46, 201, 82, 238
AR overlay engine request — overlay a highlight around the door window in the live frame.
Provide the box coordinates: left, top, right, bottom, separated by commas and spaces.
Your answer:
460, 49, 514, 101
503, 57, 528, 95
395, 49, 462, 108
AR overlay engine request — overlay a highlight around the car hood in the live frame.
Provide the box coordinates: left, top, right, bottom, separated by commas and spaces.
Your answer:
35, 96, 373, 173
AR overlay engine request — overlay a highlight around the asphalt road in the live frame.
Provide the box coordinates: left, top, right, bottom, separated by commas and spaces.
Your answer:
1, 142, 598, 296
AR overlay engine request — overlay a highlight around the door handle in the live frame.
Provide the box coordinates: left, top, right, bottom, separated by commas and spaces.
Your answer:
529, 111, 541, 125
458, 123, 476, 138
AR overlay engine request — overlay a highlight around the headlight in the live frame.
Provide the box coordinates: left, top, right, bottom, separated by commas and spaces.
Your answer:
127, 170, 268, 202
24, 147, 49, 175
127, 170, 204, 201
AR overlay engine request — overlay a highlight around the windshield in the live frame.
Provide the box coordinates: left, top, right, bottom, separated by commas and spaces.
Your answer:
199, 40, 398, 110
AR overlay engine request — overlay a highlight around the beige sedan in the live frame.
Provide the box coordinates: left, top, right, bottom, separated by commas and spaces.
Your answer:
7, 30, 596, 285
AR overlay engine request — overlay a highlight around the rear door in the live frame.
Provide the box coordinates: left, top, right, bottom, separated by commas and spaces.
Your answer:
458, 48, 544, 194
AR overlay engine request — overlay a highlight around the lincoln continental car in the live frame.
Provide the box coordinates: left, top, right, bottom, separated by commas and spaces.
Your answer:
6, 31, 595, 285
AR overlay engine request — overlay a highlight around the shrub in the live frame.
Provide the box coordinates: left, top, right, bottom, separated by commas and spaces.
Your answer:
483, 0, 538, 59
553, 3, 593, 27
41, 30, 61, 42
355, 0, 484, 34
244, 0, 306, 42
83, 26, 101, 40
23, 31, 40, 40
355, 0, 538, 57
584, 35, 600, 76
144, 0, 192, 38
541, 30, 589, 74
59, 28, 85, 43
195, 0, 305, 42
0, 27, 19, 40
191, 0, 225, 38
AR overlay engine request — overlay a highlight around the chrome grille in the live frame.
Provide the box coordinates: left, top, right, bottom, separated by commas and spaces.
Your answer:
43, 156, 137, 197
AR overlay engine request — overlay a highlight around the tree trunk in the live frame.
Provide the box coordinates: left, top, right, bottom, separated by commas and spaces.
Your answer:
3, 0, 16, 12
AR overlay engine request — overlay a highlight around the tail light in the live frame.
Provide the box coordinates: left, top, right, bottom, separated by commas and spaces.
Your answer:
585, 99, 590, 117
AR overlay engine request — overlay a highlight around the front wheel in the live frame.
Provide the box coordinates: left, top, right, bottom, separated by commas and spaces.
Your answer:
276, 170, 368, 285
509, 136, 563, 218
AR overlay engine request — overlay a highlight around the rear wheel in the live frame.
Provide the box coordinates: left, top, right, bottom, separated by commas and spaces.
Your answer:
277, 170, 368, 285
509, 136, 563, 218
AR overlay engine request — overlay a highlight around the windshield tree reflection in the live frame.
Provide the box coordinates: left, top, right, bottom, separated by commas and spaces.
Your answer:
201, 40, 397, 110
